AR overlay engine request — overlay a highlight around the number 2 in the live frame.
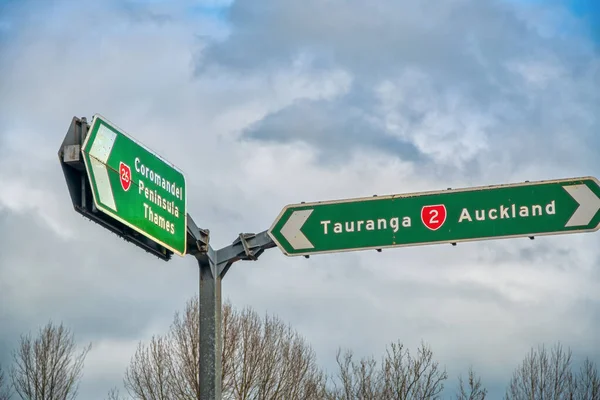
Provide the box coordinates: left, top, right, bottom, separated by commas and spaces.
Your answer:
429, 209, 438, 224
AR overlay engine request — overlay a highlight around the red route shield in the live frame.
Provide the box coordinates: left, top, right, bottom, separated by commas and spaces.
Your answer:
421, 204, 447, 231
119, 161, 132, 192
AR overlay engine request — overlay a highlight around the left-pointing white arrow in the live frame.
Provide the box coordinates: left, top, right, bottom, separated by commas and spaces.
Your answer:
281, 209, 314, 250
563, 184, 600, 227
88, 125, 118, 212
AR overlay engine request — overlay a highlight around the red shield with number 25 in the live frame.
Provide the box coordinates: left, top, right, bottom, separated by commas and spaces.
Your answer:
119, 162, 132, 192
421, 205, 447, 231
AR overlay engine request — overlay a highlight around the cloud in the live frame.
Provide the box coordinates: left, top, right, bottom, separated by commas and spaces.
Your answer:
197, 0, 600, 181
0, 0, 599, 398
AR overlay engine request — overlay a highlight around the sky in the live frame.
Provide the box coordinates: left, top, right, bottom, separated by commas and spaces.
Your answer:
0, 0, 599, 398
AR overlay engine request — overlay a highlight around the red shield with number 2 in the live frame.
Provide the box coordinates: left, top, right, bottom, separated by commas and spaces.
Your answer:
119, 162, 132, 192
421, 205, 447, 231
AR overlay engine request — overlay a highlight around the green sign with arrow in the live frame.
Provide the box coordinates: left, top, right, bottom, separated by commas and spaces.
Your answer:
268, 177, 600, 256
81, 114, 187, 256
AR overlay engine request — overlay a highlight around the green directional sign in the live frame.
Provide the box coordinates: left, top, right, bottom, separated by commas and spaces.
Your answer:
268, 177, 600, 256
81, 114, 187, 256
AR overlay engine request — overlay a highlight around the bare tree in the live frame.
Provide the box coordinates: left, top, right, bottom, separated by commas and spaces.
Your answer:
456, 366, 487, 400
124, 337, 172, 400
10, 320, 91, 400
0, 364, 11, 400
328, 340, 448, 399
224, 305, 327, 399
383, 341, 447, 399
123, 296, 327, 400
504, 342, 576, 400
105, 387, 127, 400
167, 297, 199, 399
329, 348, 381, 399
123, 297, 199, 400
574, 358, 600, 400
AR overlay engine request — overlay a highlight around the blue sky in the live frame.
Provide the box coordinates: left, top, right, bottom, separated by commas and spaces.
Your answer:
543, 0, 600, 24
568, 0, 600, 41
0, 0, 599, 399
505, 0, 600, 42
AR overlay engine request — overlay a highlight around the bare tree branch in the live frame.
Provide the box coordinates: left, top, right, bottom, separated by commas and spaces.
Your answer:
105, 386, 127, 400
166, 297, 199, 399
223, 305, 326, 400
574, 357, 600, 400
329, 349, 355, 400
0, 364, 12, 400
328, 340, 447, 400
124, 336, 172, 400
9, 321, 91, 400
505, 342, 576, 400
456, 366, 487, 400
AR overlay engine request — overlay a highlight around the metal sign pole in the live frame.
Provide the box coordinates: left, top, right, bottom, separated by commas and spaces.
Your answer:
186, 216, 275, 399
198, 256, 221, 400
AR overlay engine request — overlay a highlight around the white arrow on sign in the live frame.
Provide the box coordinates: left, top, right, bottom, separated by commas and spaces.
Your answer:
563, 184, 600, 227
87, 125, 118, 212
280, 209, 315, 250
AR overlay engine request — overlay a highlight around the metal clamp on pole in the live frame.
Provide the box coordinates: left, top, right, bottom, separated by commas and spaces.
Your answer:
186, 214, 210, 256
238, 233, 257, 260
216, 230, 276, 278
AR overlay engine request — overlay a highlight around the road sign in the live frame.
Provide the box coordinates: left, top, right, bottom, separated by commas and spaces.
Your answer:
81, 114, 187, 256
268, 177, 600, 256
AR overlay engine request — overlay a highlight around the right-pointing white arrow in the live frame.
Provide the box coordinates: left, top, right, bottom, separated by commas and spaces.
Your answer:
281, 209, 315, 250
563, 184, 600, 227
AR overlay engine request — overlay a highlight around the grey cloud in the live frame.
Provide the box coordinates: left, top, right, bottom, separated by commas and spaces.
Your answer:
475, 238, 579, 267
243, 96, 424, 164
0, 207, 196, 341
119, 0, 175, 25
197, 0, 586, 105
196, 0, 600, 177
199, 0, 526, 79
